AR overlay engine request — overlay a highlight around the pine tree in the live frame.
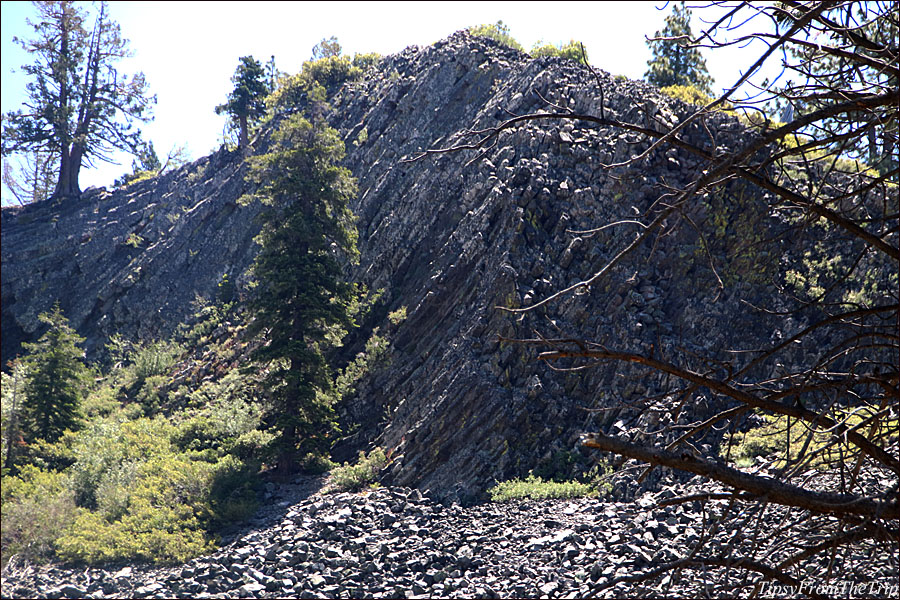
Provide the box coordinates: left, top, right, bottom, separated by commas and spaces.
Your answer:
1, 1, 155, 199
216, 56, 268, 151
21, 303, 89, 443
243, 114, 359, 474
644, 1, 714, 95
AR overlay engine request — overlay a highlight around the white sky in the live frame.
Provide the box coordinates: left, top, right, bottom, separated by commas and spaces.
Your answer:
1, 1, 775, 205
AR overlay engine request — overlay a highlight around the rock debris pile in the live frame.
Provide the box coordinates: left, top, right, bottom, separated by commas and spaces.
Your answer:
6, 483, 896, 599
0, 485, 745, 599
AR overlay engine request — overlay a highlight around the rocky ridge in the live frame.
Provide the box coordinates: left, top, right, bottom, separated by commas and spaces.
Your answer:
3, 32, 812, 499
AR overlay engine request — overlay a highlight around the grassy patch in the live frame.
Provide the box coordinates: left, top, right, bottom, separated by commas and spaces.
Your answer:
488, 474, 598, 502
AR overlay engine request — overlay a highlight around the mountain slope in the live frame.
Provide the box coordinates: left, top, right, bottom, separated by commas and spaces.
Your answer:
2, 32, 790, 500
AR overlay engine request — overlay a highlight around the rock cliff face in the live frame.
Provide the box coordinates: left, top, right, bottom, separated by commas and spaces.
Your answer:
2, 32, 787, 500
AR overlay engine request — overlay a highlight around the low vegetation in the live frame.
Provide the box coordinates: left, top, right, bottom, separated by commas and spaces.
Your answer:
327, 448, 388, 493
488, 474, 598, 502
467, 21, 589, 64
725, 409, 900, 471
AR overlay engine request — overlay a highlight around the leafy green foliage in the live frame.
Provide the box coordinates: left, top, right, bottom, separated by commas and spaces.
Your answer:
334, 328, 390, 401
21, 304, 89, 445
645, 2, 713, 95
488, 474, 597, 502
387, 306, 407, 325
468, 21, 523, 51
660, 84, 715, 107
725, 409, 899, 471
2, 412, 258, 565
172, 369, 270, 461
269, 58, 357, 115
129, 340, 182, 384
266, 47, 380, 117
328, 448, 387, 492
531, 39, 588, 64
351, 52, 382, 72
1, 466, 75, 565
243, 114, 359, 473
1, 360, 28, 472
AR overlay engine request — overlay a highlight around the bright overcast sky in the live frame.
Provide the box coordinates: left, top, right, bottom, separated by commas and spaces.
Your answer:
1, 1, 773, 204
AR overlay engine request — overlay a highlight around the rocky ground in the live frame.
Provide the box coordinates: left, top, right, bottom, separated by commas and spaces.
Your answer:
3, 474, 897, 599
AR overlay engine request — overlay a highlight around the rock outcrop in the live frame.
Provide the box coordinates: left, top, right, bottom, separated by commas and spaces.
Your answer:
2, 32, 794, 499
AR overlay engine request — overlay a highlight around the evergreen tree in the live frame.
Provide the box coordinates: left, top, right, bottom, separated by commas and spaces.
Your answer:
21, 304, 89, 443
243, 114, 359, 474
264, 55, 284, 94
216, 56, 268, 151
1, 1, 155, 199
644, 1, 714, 95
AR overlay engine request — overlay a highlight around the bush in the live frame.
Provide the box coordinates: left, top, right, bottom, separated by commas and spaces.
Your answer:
55, 499, 212, 565
660, 84, 716, 107
52, 418, 257, 564
468, 21, 523, 51
130, 341, 182, 383
67, 417, 174, 508
328, 448, 388, 492
725, 409, 899, 470
488, 474, 598, 502
1, 466, 76, 566
351, 52, 382, 71
268, 55, 367, 113
531, 40, 588, 64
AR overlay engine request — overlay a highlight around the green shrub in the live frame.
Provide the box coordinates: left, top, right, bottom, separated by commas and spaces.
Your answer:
130, 341, 182, 383
387, 306, 407, 325
135, 374, 168, 415
661, 83, 711, 106
351, 52, 382, 71
1, 466, 76, 565
328, 448, 388, 492
531, 39, 588, 64
56, 499, 212, 564
334, 329, 390, 399
67, 417, 174, 508
299, 453, 337, 474
468, 21, 523, 51
725, 408, 899, 469
268, 55, 366, 113
53, 420, 256, 564
488, 474, 597, 502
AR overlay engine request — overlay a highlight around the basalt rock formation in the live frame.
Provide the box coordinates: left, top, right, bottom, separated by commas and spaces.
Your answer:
2, 32, 795, 500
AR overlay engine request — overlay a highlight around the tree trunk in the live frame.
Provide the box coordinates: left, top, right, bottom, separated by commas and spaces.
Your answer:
277, 423, 297, 476
54, 145, 83, 199
239, 113, 249, 152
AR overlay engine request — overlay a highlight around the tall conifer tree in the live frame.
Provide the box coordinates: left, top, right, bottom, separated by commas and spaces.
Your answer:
244, 114, 359, 474
645, 1, 714, 95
